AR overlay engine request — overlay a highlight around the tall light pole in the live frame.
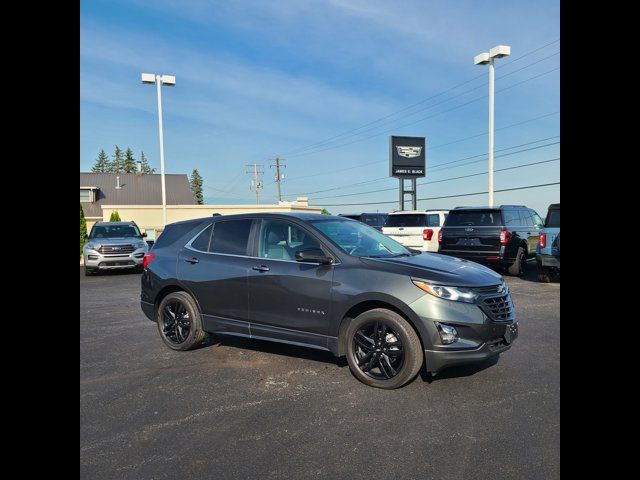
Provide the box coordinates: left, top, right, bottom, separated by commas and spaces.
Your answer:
141, 73, 176, 227
474, 45, 510, 207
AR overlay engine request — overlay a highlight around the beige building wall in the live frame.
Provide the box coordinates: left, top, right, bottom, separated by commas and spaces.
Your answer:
99, 198, 321, 237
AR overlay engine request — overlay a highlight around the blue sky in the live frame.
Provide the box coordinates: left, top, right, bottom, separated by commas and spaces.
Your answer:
80, 0, 559, 215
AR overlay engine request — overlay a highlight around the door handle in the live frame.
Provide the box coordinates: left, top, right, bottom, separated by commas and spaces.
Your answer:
184, 257, 199, 264
252, 265, 270, 272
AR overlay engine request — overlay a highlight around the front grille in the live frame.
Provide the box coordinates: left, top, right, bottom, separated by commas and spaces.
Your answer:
472, 284, 503, 295
98, 244, 135, 254
481, 294, 515, 322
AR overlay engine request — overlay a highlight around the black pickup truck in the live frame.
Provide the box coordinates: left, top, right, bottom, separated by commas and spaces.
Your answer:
437, 205, 544, 276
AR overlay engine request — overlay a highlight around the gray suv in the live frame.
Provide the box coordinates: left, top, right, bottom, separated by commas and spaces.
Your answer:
83, 221, 148, 275
141, 213, 518, 389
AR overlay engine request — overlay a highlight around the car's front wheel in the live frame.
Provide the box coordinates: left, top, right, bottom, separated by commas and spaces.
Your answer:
345, 308, 423, 389
156, 291, 207, 351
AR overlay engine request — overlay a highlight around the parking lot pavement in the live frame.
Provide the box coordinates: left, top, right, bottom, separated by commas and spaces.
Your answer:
80, 265, 559, 480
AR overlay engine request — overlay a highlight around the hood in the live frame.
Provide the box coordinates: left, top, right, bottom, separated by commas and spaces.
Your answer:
86, 237, 144, 246
360, 252, 503, 287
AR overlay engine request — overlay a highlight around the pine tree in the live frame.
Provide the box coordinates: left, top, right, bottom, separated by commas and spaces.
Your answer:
92, 149, 110, 173
111, 146, 125, 173
190, 169, 204, 205
321, 208, 331, 215
123, 147, 137, 173
80, 204, 87, 257
139, 151, 156, 173
109, 210, 122, 222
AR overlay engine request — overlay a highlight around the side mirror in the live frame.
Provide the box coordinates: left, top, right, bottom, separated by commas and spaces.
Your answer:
142, 232, 148, 237
295, 248, 332, 265
84, 233, 88, 239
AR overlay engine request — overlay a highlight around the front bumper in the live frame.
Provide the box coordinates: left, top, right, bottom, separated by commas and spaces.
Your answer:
83, 249, 146, 270
537, 253, 560, 268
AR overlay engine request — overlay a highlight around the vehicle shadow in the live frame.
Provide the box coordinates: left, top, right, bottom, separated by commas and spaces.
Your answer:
198, 334, 349, 368
419, 355, 500, 383
81, 266, 142, 276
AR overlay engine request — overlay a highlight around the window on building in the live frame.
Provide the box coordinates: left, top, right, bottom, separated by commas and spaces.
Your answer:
80, 189, 92, 202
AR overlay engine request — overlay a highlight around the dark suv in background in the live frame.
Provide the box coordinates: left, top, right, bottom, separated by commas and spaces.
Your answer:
338, 213, 388, 231
141, 213, 517, 389
438, 205, 544, 276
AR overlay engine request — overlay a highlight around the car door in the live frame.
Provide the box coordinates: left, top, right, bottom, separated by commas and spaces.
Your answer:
177, 219, 256, 336
247, 218, 335, 348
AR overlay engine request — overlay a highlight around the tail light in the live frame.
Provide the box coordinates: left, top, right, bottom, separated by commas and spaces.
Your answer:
143, 253, 156, 269
539, 232, 546, 249
423, 229, 434, 241
438, 230, 443, 243
499, 229, 511, 245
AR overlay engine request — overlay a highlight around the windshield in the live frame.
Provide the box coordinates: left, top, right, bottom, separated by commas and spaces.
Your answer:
545, 209, 560, 228
90, 224, 142, 239
310, 219, 411, 258
445, 210, 502, 227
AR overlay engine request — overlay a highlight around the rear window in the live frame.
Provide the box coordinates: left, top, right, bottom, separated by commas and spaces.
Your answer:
384, 214, 426, 228
153, 221, 206, 249
445, 210, 502, 227
210, 220, 253, 255
361, 214, 384, 226
545, 209, 560, 228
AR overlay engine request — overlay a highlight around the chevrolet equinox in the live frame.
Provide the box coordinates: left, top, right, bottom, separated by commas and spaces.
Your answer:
141, 213, 518, 389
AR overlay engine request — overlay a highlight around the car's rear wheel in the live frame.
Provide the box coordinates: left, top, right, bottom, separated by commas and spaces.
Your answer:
157, 291, 207, 351
508, 246, 526, 276
345, 308, 423, 389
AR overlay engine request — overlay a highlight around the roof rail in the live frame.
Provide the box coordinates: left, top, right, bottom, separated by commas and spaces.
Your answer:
499, 205, 527, 208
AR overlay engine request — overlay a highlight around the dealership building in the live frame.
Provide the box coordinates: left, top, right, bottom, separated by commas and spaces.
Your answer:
80, 172, 321, 240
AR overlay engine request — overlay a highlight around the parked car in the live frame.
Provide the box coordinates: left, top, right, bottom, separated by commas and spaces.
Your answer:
438, 205, 544, 276
536, 203, 560, 282
141, 213, 517, 389
83, 221, 148, 275
338, 213, 388, 231
382, 210, 449, 252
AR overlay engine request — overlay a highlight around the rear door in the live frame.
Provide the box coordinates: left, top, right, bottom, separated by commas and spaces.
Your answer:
382, 214, 427, 248
439, 209, 503, 256
177, 219, 256, 335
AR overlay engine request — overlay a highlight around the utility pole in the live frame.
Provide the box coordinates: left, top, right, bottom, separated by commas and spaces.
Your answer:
269, 157, 286, 202
245, 163, 264, 204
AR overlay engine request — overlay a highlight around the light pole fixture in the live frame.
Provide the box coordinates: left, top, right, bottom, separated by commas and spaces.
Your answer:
474, 45, 510, 207
141, 73, 176, 227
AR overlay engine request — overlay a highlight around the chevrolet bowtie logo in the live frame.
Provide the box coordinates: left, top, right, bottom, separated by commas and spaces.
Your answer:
396, 146, 422, 158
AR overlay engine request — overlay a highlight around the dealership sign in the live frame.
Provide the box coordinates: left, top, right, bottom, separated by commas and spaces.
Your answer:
389, 136, 426, 178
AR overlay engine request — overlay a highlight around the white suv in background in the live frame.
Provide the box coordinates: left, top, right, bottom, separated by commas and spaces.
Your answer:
382, 210, 449, 252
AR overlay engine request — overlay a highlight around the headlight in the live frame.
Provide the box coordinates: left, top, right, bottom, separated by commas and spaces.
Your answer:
85, 242, 99, 251
412, 280, 479, 303
136, 242, 147, 249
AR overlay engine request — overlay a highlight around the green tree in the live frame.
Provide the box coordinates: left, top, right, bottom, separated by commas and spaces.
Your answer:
109, 210, 121, 222
111, 146, 124, 173
190, 169, 204, 205
139, 151, 156, 173
92, 149, 110, 173
321, 208, 331, 215
123, 147, 137, 173
80, 204, 87, 257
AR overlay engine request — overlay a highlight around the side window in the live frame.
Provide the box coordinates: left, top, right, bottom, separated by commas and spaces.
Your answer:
532, 211, 544, 228
190, 224, 213, 252
426, 214, 440, 227
503, 210, 520, 226
259, 220, 321, 260
519, 210, 534, 227
210, 220, 253, 256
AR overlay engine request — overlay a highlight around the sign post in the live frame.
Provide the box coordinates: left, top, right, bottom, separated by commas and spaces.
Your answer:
389, 136, 426, 211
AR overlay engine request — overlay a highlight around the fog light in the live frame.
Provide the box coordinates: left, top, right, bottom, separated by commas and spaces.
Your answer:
88, 255, 99, 260
436, 323, 458, 344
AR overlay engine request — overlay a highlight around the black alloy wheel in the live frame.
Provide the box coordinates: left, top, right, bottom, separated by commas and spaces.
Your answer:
352, 321, 405, 380
161, 300, 192, 345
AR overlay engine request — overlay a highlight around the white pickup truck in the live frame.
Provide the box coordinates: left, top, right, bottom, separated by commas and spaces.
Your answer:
382, 210, 449, 252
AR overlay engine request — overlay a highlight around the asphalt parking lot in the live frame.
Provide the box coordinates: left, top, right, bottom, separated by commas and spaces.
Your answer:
80, 264, 559, 480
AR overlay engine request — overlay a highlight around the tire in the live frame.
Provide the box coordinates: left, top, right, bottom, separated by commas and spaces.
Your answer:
85, 268, 96, 276
537, 269, 552, 283
345, 308, 423, 389
508, 246, 526, 276
156, 291, 207, 351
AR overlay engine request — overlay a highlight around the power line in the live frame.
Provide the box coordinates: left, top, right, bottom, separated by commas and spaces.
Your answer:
313, 157, 559, 200
319, 182, 560, 207
277, 38, 559, 157
285, 136, 559, 197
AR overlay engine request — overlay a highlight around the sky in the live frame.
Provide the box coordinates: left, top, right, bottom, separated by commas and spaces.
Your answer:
80, 0, 560, 215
